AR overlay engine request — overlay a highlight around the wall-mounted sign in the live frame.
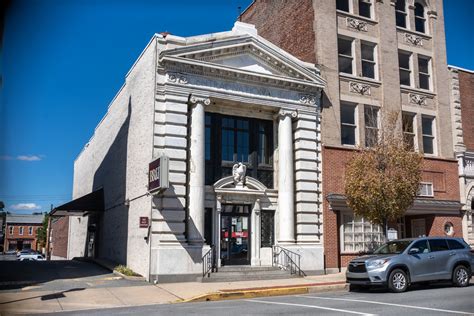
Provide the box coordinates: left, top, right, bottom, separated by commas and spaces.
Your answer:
148, 156, 169, 195
139, 217, 149, 228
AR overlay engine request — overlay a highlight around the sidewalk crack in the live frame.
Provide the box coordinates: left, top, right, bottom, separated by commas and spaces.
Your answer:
105, 287, 127, 306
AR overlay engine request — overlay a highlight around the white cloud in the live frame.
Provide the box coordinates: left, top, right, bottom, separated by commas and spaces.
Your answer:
16, 155, 43, 161
10, 203, 42, 211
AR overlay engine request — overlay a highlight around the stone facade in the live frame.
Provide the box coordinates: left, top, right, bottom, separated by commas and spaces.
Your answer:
243, 0, 462, 272
449, 66, 474, 245
66, 22, 326, 282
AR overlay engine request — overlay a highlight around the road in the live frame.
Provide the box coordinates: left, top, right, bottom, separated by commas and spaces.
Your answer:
39, 283, 474, 316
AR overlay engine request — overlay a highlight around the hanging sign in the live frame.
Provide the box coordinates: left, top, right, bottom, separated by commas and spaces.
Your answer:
139, 217, 149, 228
148, 156, 169, 195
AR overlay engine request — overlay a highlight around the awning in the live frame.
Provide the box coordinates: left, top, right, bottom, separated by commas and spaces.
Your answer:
51, 189, 104, 216
326, 193, 462, 215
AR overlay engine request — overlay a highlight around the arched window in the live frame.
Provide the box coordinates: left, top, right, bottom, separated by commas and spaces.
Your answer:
395, 0, 407, 28
415, 2, 426, 33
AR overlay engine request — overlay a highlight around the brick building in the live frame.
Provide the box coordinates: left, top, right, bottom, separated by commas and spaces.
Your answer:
242, 0, 462, 272
50, 216, 69, 259
449, 65, 474, 245
3, 214, 44, 252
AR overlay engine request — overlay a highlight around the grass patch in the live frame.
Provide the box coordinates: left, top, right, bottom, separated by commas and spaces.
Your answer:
114, 265, 140, 277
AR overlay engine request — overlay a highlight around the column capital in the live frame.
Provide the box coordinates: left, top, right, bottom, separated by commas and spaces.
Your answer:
277, 109, 297, 119
189, 94, 211, 106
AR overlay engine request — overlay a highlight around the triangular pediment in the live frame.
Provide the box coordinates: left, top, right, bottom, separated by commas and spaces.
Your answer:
159, 35, 325, 87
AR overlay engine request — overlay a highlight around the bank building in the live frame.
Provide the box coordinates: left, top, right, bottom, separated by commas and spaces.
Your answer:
52, 22, 326, 282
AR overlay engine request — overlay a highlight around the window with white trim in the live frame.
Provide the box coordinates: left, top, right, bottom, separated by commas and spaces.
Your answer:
414, 2, 426, 33
338, 37, 354, 75
418, 55, 431, 90
421, 115, 435, 154
398, 51, 412, 86
19, 227, 24, 235
341, 213, 384, 253
9, 226, 13, 235
336, 0, 350, 12
364, 105, 379, 147
341, 103, 357, 145
418, 182, 434, 197
359, 0, 372, 19
28, 226, 33, 235
395, 0, 407, 28
402, 112, 416, 150
361, 41, 377, 79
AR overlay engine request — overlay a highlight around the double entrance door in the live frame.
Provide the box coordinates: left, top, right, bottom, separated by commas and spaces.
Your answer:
220, 204, 250, 266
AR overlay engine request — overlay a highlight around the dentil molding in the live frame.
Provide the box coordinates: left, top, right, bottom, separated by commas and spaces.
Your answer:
189, 94, 211, 106
167, 73, 188, 84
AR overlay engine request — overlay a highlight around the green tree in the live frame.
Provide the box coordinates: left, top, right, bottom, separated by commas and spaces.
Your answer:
37, 213, 49, 248
344, 112, 423, 239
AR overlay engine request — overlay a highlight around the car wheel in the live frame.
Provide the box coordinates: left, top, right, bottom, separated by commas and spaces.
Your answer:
388, 269, 409, 293
452, 265, 470, 287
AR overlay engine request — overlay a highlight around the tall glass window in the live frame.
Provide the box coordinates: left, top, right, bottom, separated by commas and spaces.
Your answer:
402, 112, 416, 150
341, 103, 357, 145
418, 55, 431, 90
395, 0, 407, 28
359, 0, 372, 18
415, 3, 426, 33
361, 42, 376, 79
364, 105, 379, 147
342, 213, 383, 253
398, 51, 412, 86
338, 37, 354, 75
258, 122, 272, 165
336, 0, 350, 12
205, 115, 211, 161
422, 116, 435, 154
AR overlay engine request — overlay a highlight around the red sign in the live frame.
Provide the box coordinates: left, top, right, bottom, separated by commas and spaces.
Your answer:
148, 156, 169, 194
139, 217, 149, 228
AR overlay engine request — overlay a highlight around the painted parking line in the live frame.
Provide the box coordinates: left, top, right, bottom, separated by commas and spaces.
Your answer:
297, 295, 473, 315
244, 299, 377, 316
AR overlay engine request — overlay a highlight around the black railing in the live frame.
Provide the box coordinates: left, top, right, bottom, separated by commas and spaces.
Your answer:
202, 245, 217, 277
272, 245, 306, 277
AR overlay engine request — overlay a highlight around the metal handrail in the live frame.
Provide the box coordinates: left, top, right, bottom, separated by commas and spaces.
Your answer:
272, 245, 306, 277
202, 244, 217, 277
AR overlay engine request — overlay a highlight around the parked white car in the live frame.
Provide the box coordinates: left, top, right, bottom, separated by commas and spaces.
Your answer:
18, 254, 45, 261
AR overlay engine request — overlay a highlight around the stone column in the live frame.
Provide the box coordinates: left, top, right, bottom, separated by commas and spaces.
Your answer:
278, 109, 297, 244
187, 94, 210, 245
215, 195, 223, 266
251, 199, 261, 265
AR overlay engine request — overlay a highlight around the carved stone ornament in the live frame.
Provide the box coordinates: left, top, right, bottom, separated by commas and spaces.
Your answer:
346, 17, 368, 32
232, 162, 247, 187
167, 73, 188, 84
349, 82, 371, 96
409, 93, 427, 106
299, 94, 317, 105
278, 109, 298, 119
404, 33, 423, 46
189, 94, 211, 106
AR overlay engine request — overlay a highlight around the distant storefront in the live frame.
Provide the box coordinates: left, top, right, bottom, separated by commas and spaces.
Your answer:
3, 214, 44, 252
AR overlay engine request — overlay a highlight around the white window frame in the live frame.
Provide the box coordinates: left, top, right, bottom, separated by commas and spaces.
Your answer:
418, 182, 434, 197
414, 1, 427, 34
340, 212, 384, 253
417, 55, 432, 91
402, 112, 417, 151
361, 41, 378, 80
364, 104, 379, 147
28, 226, 33, 235
358, 0, 373, 19
336, 0, 353, 13
19, 227, 24, 236
421, 115, 436, 155
340, 102, 358, 146
338, 37, 355, 76
399, 50, 413, 87
395, 0, 408, 29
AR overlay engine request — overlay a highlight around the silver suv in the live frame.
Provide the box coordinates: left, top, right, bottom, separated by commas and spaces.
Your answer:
346, 237, 474, 293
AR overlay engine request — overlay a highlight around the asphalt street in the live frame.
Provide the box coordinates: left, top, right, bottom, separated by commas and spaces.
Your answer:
38, 283, 474, 316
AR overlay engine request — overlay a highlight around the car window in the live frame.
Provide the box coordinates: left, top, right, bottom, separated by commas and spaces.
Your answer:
410, 240, 429, 253
429, 239, 449, 252
374, 240, 412, 254
447, 239, 465, 250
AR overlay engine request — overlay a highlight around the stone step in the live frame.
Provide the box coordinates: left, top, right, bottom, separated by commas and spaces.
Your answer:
200, 266, 302, 283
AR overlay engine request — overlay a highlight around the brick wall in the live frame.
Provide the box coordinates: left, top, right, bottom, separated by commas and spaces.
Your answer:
3, 224, 41, 251
421, 157, 460, 200
459, 70, 474, 151
405, 215, 463, 238
51, 217, 69, 259
241, 0, 317, 64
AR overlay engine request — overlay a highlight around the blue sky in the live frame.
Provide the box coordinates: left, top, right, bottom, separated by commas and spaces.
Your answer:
0, 0, 473, 214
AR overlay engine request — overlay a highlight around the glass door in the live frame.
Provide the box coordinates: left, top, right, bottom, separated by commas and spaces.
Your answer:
220, 205, 250, 265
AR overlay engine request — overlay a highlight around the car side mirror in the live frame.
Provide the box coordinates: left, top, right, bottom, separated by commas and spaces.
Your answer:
409, 248, 420, 255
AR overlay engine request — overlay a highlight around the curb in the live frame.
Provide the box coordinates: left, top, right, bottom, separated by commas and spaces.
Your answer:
178, 282, 348, 303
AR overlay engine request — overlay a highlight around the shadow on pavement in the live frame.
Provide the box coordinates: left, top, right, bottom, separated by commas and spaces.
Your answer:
0, 259, 111, 290
0, 288, 85, 305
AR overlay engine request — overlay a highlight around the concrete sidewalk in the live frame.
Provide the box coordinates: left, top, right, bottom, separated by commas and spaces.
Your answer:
0, 273, 346, 314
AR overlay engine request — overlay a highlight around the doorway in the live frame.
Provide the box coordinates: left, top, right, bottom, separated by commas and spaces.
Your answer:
411, 218, 426, 237
220, 204, 250, 266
